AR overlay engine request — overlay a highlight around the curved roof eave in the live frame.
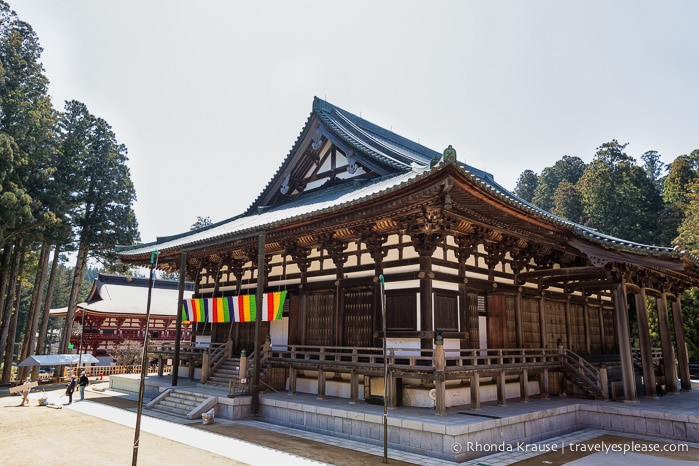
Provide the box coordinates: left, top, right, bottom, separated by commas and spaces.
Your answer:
118, 160, 699, 273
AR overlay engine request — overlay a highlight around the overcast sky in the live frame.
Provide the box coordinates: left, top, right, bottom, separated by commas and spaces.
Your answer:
10, 1, 699, 245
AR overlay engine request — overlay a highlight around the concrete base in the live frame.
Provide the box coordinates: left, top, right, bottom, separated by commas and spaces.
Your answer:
257, 392, 699, 463
110, 373, 253, 420
109, 373, 165, 398
109, 374, 698, 463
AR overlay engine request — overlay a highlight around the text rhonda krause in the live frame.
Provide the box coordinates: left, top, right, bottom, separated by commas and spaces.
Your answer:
463, 441, 689, 454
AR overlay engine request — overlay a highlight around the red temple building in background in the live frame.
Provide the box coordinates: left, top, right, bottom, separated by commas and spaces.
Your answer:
50, 273, 194, 359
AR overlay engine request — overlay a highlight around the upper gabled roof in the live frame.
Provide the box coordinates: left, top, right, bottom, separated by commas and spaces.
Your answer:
248, 97, 495, 212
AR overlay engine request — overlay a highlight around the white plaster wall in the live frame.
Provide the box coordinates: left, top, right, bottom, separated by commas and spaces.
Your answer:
269, 316, 288, 348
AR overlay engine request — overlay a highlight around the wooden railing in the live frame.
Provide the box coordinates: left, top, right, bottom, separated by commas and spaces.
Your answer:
631, 347, 663, 368
269, 345, 561, 375
559, 348, 607, 399
148, 340, 211, 356
201, 341, 232, 383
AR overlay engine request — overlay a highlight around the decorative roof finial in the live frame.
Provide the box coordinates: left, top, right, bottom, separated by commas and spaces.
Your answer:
442, 145, 457, 163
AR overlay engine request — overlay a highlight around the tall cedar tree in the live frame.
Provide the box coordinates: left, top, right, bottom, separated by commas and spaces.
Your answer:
513, 170, 538, 203
577, 140, 661, 244
0, 2, 58, 382
531, 155, 586, 212
54, 100, 139, 360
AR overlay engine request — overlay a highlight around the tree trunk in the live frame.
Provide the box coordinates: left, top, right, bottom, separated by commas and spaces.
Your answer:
33, 246, 61, 375
55, 240, 89, 378
1, 242, 26, 383
0, 244, 13, 360
0, 238, 24, 383
18, 242, 51, 381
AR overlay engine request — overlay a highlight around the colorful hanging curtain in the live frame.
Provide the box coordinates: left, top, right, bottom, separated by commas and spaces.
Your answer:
181, 290, 287, 323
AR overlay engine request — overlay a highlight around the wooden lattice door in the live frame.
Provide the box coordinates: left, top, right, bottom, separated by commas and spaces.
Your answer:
342, 287, 373, 347
305, 291, 335, 346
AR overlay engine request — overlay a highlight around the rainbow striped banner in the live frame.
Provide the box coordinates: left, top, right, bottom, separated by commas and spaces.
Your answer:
181, 291, 287, 323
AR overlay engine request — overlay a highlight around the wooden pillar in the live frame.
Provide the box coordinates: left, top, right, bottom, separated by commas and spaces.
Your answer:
520, 369, 529, 402
458, 255, 470, 350
288, 365, 297, 394
515, 287, 524, 348
419, 254, 434, 350
598, 296, 607, 354
470, 371, 480, 409
317, 367, 326, 399
538, 293, 547, 349
564, 295, 572, 349
172, 250, 187, 386
350, 368, 359, 404
634, 288, 657, 398
540, 368, 550, 399
251, 231, 266, 414
613, 283, 637, 403
497, 370, 507, 406
671, 297, 692, 392
388, 371, 399, 408
583, 298, 591, 354
657, 292, 678, 394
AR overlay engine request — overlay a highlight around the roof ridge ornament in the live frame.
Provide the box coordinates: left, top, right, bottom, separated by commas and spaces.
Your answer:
442, 145, 457, 163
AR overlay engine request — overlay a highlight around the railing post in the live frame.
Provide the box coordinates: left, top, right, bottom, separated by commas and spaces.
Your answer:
600, 365, 609, 400
263, 335, 272, 362
240, 350, 248, 382
434, 333, 446, 416
317, 347, 326, 399
201, 349, 210, 384
468, 349, 480, 409
289, 364, 297, 394
558, 343, 567, 397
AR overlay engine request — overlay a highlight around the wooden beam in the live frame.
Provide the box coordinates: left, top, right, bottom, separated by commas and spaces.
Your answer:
517, 266, 608, 283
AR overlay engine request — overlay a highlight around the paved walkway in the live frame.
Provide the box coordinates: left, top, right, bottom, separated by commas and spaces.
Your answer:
59, 382, 699, 465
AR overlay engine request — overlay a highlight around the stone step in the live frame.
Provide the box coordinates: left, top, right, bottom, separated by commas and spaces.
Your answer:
151, 404, 191, 416
168, 390, 208, 403
207, 378, 230, 387
214, 368, 240, 376
167, 396, 208, 406
159, 398, 200, 410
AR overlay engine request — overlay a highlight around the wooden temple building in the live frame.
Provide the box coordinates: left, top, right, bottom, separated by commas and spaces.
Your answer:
50, 274, 194, 360
116, 97, 697, 412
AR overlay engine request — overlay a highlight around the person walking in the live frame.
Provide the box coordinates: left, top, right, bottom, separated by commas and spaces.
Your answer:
65, 375, 76, 405
20, 377, 32, 406
78, 371, 89, 401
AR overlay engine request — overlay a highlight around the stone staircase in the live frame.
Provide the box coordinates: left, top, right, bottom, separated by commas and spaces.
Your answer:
207, 357, 243, 388
146, 389, 217, 419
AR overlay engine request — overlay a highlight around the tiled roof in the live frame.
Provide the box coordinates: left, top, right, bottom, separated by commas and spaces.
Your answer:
116, 98, 699, 269
118, 169, 422, 257
50, 274, 194, 317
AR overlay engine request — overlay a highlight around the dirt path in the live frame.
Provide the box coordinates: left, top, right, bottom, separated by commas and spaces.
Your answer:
1, 382, 416, 466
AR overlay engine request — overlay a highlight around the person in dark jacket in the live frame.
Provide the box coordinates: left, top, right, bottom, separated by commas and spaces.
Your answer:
65, 375, 76, 405
78, 371, 89, 401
